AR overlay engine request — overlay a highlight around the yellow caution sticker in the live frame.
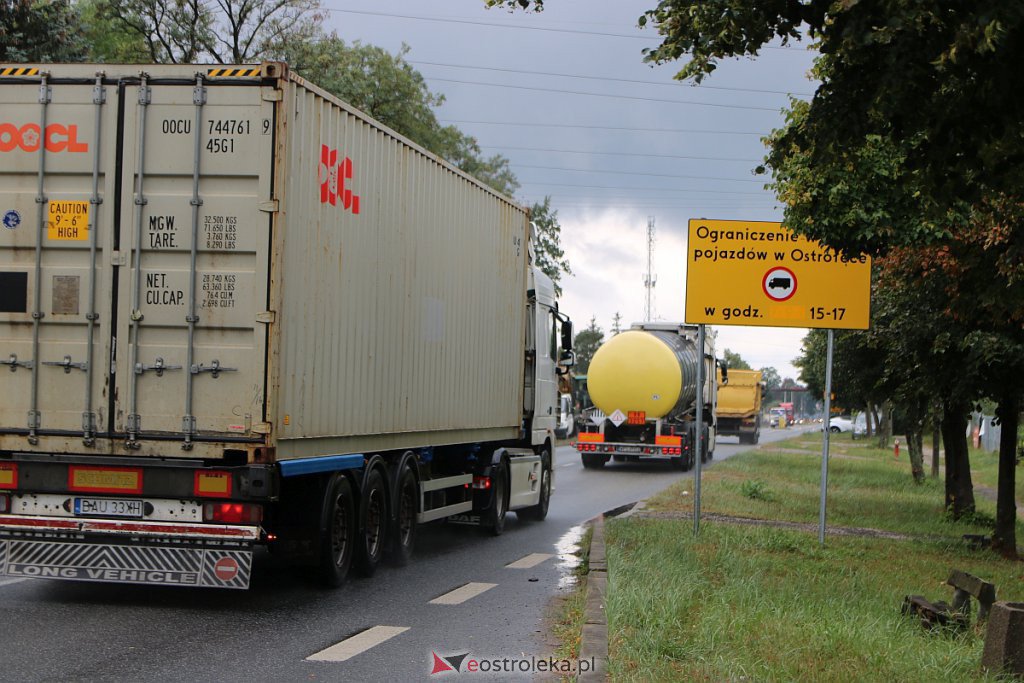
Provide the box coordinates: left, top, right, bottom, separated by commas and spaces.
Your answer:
207, 67, 261, 78
0, 67, 40, 77
47, 201, 89, 241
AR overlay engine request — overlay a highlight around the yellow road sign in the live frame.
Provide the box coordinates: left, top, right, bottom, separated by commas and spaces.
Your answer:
685, 219, 870, 329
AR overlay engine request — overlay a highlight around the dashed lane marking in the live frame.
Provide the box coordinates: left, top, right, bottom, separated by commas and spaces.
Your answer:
306, 625, 410, 662
429, 582, 497, 605
506, 553, 554, 569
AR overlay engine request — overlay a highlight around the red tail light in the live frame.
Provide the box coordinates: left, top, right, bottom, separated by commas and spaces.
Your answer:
203, 502, 262, 524
472, 475, 492, 490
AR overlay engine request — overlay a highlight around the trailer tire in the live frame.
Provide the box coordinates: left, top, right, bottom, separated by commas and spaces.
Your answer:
519, 451, 551, 522
483, 461, 509, 536
318, 474, 356, 588
355, 468, 388, 577
581, 453, 607, 469
388, 465, 418, 567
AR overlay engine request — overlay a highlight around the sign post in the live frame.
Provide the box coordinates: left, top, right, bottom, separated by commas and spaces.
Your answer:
693, 324, 704, 537
684, 219, 870, 541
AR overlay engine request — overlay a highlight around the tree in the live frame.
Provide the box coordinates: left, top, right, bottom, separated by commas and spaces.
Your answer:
759, 366, 781, 393
529, 196, 570, 296
79, 0, 150, 62
0, 0, 87, 62
611, 312, 623, 335
97, 0, 322, 64
572, 317, 604, 375
721, 349, 750, 371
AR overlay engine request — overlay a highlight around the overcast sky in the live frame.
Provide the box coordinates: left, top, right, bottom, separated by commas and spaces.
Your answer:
323, 0, 820, 380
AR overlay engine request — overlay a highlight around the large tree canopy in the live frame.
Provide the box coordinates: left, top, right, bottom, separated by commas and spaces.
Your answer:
0, 0, 87, 62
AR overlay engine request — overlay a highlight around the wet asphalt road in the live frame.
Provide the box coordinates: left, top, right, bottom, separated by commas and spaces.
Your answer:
0, 427, 809, 682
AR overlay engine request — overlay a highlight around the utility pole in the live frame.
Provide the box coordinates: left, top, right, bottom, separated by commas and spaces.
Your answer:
643, 216, 657, 321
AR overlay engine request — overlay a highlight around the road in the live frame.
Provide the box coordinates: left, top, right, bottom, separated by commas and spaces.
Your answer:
0, 427, 808, 681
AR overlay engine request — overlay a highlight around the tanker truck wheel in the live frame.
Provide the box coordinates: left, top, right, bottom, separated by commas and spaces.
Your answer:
581, 453, 607, 469
318, 474, 356, 588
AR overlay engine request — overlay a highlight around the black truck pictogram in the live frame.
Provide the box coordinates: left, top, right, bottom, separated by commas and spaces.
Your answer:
768, 276, 792, 290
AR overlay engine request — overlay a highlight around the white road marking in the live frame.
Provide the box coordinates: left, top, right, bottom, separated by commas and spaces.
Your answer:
560, 462, 575, 468
0, 578, 27, 587
429, 582, 497, 605
506, 553, 554, 569
306, 625, 410, 662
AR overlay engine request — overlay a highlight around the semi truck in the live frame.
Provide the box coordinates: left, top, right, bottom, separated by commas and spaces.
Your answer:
573, 323, 717, 470
716, 368, 762, 444
0, 62, 572, 590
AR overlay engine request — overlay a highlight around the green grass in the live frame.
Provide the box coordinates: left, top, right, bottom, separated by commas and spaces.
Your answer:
607, 520, 1021, 682
606, 432, 1024, 681
647, 431, 1024, 540
551, 524, 593, 663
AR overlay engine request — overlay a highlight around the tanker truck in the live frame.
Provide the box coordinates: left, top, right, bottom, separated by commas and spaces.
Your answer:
716, 368, 763, 444
574, 323, 717, 470
0, 62, 572, 590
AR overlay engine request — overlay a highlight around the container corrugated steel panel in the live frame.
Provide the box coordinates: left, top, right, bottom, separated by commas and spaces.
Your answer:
0, 63, 528, 461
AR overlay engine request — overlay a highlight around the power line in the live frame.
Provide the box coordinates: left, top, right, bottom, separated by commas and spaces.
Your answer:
481, 144, 761, 163
442, 119, 766, 136
514, 163, 766, 183
328, 8, 813, 53
520, 181, 770, 194
427, 76, 781, 112
410, 60, 814, 97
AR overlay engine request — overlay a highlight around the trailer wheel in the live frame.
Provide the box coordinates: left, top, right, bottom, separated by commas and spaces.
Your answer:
388, 465, 418, 566
581, 453, 607, 469
355, 468, 388, 577
318, 474, 356, 587
519, 451, 551, 521
483, 462, 509, 536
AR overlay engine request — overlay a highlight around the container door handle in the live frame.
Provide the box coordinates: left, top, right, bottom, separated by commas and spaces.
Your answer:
190, 359, 237, 379
1, 353, 33, 372
42, 355, 88, 374
135, 357, 182, 377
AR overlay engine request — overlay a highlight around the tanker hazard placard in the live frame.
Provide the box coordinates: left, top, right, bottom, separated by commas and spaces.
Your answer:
685, 219, 870, 330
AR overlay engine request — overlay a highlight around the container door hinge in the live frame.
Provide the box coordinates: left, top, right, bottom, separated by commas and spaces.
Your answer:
262, 88, 283, 102
258, 199, 279, 213
256, 311, 276, 324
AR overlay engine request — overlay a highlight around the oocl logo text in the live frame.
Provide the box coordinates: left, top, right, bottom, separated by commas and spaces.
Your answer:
0, 123, 88, 153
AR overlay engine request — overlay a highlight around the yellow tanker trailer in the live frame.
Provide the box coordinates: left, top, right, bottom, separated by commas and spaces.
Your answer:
575, 323, 718, 470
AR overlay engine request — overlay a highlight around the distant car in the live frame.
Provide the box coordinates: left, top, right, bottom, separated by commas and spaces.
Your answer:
852, 413, 867, 437
827, 416, 854, 433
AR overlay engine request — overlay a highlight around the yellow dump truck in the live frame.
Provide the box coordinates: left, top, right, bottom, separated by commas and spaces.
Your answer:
716, 368, 763, 444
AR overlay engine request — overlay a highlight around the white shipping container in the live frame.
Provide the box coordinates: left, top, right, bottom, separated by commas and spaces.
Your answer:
0, 62, 530, 462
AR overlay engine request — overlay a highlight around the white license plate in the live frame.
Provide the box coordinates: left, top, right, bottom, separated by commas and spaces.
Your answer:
74, 497, 144, 518
616, 446, 642, 454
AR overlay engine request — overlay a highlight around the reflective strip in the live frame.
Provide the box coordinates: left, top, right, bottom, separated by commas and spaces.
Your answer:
0, 514, 258, 540
0, 67, 40, 77
206, 67, 261, 78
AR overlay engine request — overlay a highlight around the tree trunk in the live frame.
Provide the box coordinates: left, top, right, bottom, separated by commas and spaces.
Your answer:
865, 403, 875, 438
941, 404, 975, 519
877, 400, 892, 449
931, 418, 941, 478
992, 394, 1019, 558
906, 428, 925, 484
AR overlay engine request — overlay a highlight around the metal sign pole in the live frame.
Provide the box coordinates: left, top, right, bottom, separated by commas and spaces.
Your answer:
694, 324, 704, 537
818, 329, 834, 545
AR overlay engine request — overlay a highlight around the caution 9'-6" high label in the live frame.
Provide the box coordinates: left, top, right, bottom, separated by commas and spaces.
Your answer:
684, 219, 871, 330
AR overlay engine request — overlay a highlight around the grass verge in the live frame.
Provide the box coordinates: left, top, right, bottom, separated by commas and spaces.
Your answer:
551, 524, 593, 663
607, 431, 1024, 681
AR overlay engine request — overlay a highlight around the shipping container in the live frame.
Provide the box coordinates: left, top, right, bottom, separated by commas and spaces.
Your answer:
0, 63, 573, 589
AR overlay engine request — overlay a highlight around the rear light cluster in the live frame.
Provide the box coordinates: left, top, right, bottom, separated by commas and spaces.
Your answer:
203, 502, 262, 524
578, 443, 600, 452
472, 475, 492, 490
577, 444, 684, 455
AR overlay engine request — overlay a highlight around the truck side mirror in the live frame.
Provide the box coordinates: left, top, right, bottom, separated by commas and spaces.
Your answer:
561, 320, 573, 352
719, 361, 729, 386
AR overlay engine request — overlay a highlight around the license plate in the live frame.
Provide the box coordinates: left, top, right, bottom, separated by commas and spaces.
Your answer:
73, 497, 144, 519
616, 446, 642, 454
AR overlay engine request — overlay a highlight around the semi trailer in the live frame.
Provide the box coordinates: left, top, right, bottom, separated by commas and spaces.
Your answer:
716, 368, 763, 444
0, 62, 572, 589
573, 323, 717, 470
